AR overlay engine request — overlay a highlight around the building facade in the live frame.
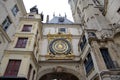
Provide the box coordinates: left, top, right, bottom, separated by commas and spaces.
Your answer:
0, 0, 26, 64
0, 0, 120, 80
69, 0, 120, 80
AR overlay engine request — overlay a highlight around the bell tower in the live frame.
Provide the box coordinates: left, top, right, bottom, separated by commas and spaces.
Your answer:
38, 15, 85, 80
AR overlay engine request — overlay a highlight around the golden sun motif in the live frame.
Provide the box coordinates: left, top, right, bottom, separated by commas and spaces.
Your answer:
58, 44, 63, 49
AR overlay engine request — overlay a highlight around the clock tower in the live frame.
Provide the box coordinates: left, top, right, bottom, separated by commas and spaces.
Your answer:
38, 15, 85, 80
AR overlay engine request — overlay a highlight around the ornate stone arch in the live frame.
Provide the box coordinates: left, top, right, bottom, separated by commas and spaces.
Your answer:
37, 66, 85, 80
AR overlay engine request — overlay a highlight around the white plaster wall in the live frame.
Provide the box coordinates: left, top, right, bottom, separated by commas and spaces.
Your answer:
69, 27, 80, 35
43, 24, 82, 35
72, 39, 80, 56
40, 39, 48, 55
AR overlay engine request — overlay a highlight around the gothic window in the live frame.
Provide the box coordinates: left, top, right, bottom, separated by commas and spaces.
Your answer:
4, 60, 21, 77
22, 25, 32, 32
15, 37, 28, 48
84, 53, 94, 74
100, 48, 115, 69
11, 5, 19, 16
2, 16, 11, 31
58, 28, 66, 33
27, 64, 32, 80
80, 35, 87, 51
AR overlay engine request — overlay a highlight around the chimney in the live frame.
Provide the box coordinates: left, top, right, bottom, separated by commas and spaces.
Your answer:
40, 13, 44, 21
65, 13, 67, 18
53, 13, 55, 17
46, 15, 49, 23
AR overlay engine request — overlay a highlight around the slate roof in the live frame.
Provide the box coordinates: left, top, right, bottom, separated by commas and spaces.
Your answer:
48, 16, 73, 24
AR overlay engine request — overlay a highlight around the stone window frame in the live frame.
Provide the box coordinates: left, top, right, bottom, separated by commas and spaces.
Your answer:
100, 48, 115, 69
84, 53, 94, 74
22, 25, 32, 32
11, 4, 19, 16
2, 16, 12, 31
58, 28, 66, 34
15, 37, 28, 48
4, 59, 21, 77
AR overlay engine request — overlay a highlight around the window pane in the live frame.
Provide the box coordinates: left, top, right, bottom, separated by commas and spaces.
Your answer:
4, 60, 21, 77
58, 28, 66, 33
12, 5, 19, 16
22, 25, 32, 32
60, 28, 65, 32
15, 38, 28, 48
80, 35, 87, 51
84, 53, 94, 74
100, 48, 115, 69
28, 15, 34, 18
2, 16, 11, 31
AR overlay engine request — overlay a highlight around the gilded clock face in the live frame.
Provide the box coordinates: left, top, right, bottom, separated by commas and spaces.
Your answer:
49, 38, 71, 55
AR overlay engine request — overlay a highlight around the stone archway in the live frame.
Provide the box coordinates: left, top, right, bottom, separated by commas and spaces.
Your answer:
37, 66, 85, 80
39, 72, 79, 80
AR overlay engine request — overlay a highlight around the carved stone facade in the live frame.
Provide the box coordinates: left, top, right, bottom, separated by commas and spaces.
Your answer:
69, 0, 120, 80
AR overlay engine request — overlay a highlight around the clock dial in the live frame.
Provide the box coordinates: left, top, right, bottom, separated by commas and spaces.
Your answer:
49, 38, 71, 55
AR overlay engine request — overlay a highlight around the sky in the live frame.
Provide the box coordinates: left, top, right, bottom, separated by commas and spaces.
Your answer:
23, 0, 73, 22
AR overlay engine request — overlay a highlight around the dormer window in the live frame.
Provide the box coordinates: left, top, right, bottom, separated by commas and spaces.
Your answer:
28, 15, 34, 18
58, 17, 64, 22
58, 28, 66, 33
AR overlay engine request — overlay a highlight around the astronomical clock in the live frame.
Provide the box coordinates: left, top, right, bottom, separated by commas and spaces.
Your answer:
47, 33, 74, 60
49, 38, 71, 55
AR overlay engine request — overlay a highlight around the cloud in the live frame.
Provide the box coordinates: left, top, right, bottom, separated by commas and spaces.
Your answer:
23, 0, 73, 22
